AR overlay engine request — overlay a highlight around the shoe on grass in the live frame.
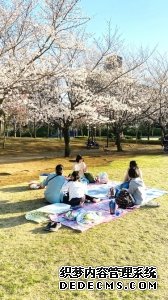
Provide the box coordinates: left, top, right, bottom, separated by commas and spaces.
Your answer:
49, 222, 62, 232
44, 222, 61, 232
44, 222, 53, 231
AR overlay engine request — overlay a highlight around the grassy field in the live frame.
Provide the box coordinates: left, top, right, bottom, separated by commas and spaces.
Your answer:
0, 138, 168, 300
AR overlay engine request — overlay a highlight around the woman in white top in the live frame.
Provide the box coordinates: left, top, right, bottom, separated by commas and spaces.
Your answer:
73, 155, 87, 178
63, 171, 100, 206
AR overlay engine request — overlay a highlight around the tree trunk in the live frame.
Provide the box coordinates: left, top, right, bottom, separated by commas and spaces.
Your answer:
106, 123, 109, 147
158, 116, 166, 138
80, 127, 83, 136
19, 123, 22, 137
99, 126, 101, 137
33, 118, 36, 138
135, 127, 139, 143
47, 123, 50, 138
2, 117, 6, 149
14, 121, 17, 137
151, 126, 154, 137
59, 128, 62, 140
63, 126, 71, 157
147, 124, 150, 141
161, 126, 166, 137
115, 131, 123, 151
2, 134, 6, 149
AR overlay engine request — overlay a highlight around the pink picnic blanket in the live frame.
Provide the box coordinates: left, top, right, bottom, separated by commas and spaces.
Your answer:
50, 200, 138, 232
49, 183, 166, 232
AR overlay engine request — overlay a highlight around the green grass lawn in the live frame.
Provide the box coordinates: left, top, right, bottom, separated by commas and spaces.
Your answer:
0, 147, 168, 299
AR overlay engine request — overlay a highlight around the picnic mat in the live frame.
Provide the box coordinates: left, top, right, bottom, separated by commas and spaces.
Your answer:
25, 183, 167, 230
52, 185, 167, 232
51, 200, 135, 232
87, 183, 167, 204
25, 203, 71, 223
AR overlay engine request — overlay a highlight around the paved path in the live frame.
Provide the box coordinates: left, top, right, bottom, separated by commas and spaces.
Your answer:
0, 152, 59, 164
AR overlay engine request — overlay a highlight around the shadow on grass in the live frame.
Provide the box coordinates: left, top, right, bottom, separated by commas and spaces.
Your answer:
106, 149, 164, 157
0, 197, 48, 228
0, 214, 27, 228
0, 172, 12, 175
31, 224, 77, 235
0, 200, 10, 204
31, 226, 52, 235
0, 152, 64, 165
140, 206, 161, 210
0, 198, 45, 215
0, 185, 29, 193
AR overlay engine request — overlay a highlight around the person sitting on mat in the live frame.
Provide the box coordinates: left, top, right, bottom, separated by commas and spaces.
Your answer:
41, 164, 66, 204
109, 166, 159, 214
73, 154, 87, 178
114, 160, 143, 195
123, 160, 143, 183
128, 168, 159, 207
63, 171, 100, 207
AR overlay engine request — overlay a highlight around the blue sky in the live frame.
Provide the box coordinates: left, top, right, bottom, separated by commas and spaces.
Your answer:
80, 0, 168, 54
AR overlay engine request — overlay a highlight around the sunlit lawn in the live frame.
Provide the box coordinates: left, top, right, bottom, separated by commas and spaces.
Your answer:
0, 138, 168, 299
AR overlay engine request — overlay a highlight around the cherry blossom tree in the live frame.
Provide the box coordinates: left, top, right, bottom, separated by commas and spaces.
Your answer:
144, 54, 168, 137
31, 69, 107, 156
0, 0, 88, 104
1, 2, 159, 156
84, 48, 152, 151
0, 93, 27, 147
88, 70, 148, 151
77, 23, 156, 151
0, 0, 90, 149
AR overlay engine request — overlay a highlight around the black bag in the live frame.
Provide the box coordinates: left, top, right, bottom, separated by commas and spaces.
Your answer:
115, 189, 134, 209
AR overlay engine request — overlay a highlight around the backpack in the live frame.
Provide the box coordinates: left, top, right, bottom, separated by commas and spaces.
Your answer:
115, 189, 134, 209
